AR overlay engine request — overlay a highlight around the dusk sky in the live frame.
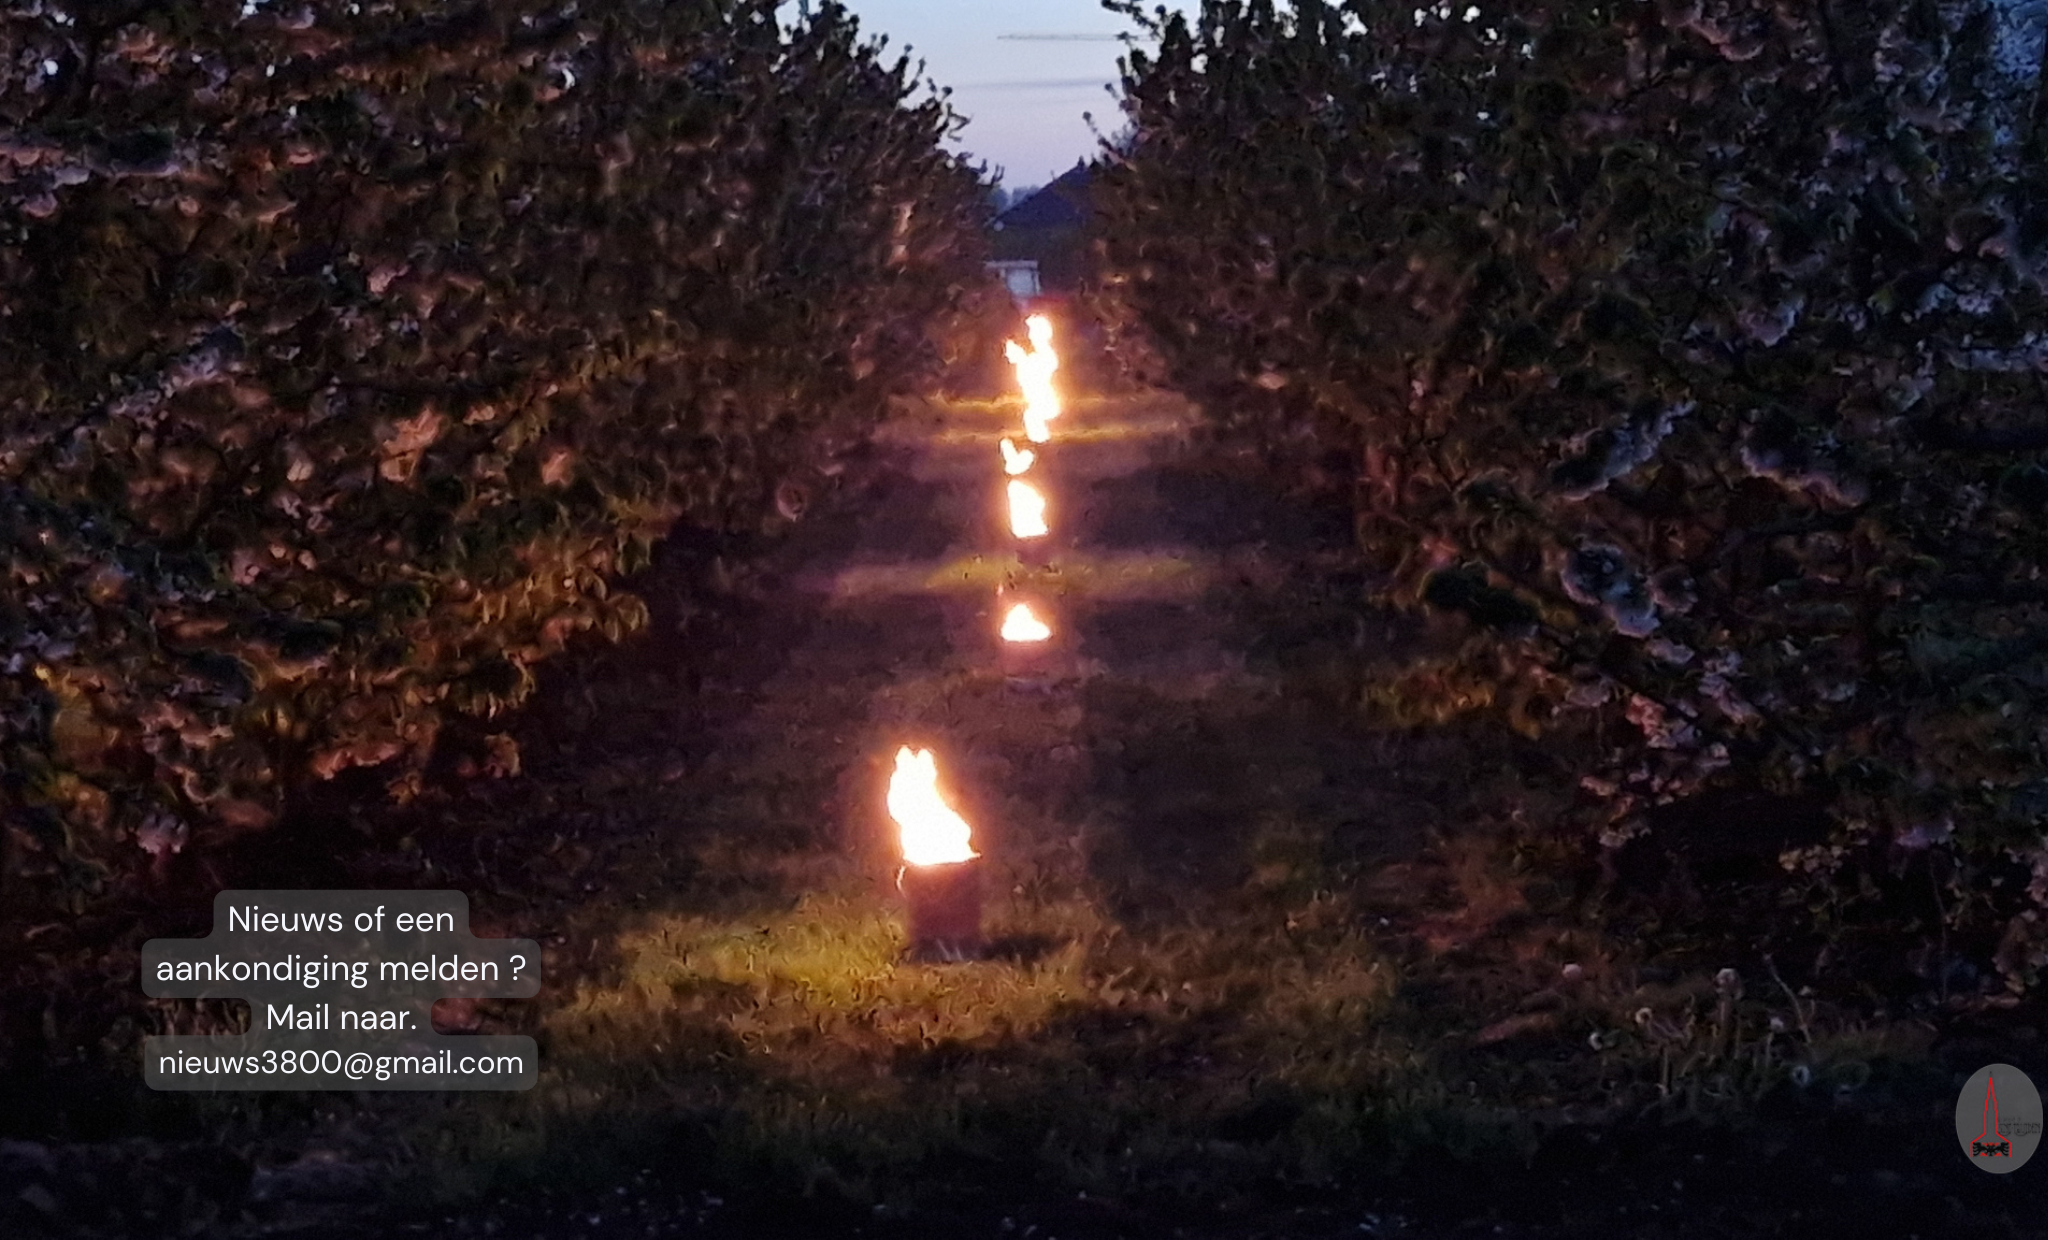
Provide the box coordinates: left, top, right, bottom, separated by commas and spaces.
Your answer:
835, 0, 1201, 188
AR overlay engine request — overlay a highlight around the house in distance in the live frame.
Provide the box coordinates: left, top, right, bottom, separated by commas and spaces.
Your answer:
986, 161, 1093, 304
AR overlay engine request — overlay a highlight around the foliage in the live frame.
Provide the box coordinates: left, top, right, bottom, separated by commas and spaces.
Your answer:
0, 0, 992, 910
1094, 0, 2048, 987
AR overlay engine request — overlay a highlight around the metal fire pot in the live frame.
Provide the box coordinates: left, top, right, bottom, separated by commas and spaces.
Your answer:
898, 857, 984, 962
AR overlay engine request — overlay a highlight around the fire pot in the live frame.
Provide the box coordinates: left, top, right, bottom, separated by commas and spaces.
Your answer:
898, 858, 985, 961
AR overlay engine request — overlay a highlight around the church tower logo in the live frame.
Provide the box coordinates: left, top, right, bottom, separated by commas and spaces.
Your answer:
1955, 1064, 2041, 1173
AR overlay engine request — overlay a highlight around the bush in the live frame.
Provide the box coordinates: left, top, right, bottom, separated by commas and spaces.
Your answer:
1094, 0, 2048, 988
0, 0, 992, 912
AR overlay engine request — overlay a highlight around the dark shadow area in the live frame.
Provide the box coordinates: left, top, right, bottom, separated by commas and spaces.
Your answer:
1068, 457, 1353, 555
803, 461, 959, 567
1074, 672, 1436, 916
1072, 599, 1202, 665
980, 932, 1064, 965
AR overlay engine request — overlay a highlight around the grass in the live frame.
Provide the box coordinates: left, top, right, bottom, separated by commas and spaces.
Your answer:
390, 844, 1434, 1215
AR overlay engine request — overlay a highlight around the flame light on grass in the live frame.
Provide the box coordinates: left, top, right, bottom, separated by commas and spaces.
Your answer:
1004, 314, 1062, 444
1000, 437, 1036, 476
1007, 479, 1048, 539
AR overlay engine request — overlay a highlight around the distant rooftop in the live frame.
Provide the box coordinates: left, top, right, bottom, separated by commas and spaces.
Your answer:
995, 162, 1093, 230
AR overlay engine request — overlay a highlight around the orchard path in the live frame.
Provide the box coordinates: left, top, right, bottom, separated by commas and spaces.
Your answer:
132, 374, 2035, 1240
480, 379, 1444, 968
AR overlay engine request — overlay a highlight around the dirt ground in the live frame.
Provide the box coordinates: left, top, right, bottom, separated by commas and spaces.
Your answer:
5, 379, 2047, 1239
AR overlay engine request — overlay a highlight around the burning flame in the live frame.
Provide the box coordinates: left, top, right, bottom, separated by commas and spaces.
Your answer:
1004, 314, 1062, 444
999, 437, 1036, 476
887, 746, 979, 867
1000, 602, 1051, 643
1007, 479, 1048, 539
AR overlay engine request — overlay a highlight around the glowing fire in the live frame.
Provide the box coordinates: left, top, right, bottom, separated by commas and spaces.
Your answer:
999, 437, 1036, 476
1000, 602, 1051, 643
1004, 314, 1062, 444
887, 746, 979, 867
1007, 479, 1048, 539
